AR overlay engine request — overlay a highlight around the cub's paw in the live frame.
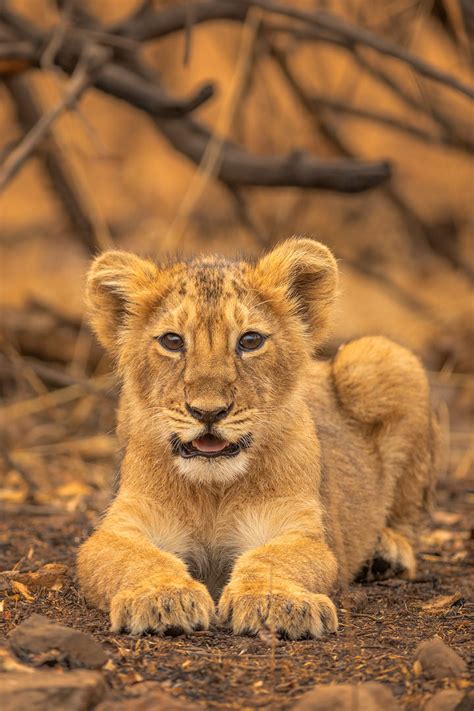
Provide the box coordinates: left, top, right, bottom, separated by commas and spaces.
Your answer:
110, 579, 215, 635
356, 528, 416, 582
218, 581, 338, 640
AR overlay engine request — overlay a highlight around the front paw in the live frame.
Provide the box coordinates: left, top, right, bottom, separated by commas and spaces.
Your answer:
218, 580, 338, 640
110, 579, 215, 635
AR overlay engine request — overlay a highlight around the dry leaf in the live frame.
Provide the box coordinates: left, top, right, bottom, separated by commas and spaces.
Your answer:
432, 511, 462, 526
422, 529, 458, 547
0, 487, 28, 503
15, 563, 69, 592
55, 482, 92, 498
421, 592, 463, 614
11, 580, 34, 601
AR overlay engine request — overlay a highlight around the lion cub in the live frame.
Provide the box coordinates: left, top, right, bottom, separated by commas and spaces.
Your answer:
78, 239, 439, 639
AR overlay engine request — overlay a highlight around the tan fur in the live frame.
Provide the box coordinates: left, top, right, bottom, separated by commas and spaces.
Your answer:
77, 238, 439, 639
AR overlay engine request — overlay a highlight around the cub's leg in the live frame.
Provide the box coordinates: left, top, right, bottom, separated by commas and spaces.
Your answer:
77, 497, 214, 635
332, 336, 439, 581
218, 504, 339, 640
355, 528, 416, 582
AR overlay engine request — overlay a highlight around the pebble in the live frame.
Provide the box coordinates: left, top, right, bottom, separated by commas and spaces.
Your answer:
2, 669, 106, 711
424, 689, 473, 711
414, 636, 467, 680
96, 689, 199, 710
292, 682, 401, 710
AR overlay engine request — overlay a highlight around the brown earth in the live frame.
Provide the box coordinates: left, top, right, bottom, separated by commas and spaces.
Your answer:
0, 367, 472, 710
0, 484, 472, 710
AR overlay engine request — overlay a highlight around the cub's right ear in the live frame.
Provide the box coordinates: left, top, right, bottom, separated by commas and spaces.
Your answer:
86, 251, 159, 355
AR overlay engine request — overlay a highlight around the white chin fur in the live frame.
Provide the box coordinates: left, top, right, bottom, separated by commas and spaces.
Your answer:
176, 453, 250, 485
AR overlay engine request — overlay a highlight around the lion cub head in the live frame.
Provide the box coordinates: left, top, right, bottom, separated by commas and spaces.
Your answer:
86, 238, 337, 485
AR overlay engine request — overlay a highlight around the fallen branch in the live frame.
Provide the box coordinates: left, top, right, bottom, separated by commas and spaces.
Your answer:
0, 44, 109, 193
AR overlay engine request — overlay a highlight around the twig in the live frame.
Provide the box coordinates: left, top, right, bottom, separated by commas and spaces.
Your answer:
342, 255, 441, 323
0, 44, 109, 193
270, 43, 474, 283
165, 7, 264, 246
183, 3, 196, 66
0, 373, 115, 422
305, 91, 464, 149
227, 185, 269, 247
239, 0, 474, 99
0, 354, 100, 390
0, 40, 36, 62
3, 74, 110, 252
0, 446, 37, 501
264, 21, 474, 150
41, 0, 75, 72
41, 0, 112, 160
352, 50, 474, 151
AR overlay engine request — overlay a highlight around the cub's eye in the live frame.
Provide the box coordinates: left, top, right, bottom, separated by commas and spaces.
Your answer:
156, 332, 185, 352
238, 331, 266, 352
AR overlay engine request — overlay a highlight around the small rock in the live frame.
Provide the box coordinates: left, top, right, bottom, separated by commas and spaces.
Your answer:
2, 669, 106, 711
292, 682, 401, 710
415, 637, 467, 680
96, 690, 198, 710
425, 689, 473, 711
9, 614, 107, 669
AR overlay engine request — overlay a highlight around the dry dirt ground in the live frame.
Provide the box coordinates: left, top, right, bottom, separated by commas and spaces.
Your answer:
0, 369, 473, 710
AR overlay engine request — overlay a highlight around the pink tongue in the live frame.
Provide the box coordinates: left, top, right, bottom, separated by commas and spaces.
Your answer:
192, 435, 229, 453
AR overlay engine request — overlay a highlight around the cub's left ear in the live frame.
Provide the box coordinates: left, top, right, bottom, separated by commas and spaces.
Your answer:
252, 238, 338, 345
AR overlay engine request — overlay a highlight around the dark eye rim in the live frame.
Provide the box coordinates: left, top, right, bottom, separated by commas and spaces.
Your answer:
237, 331, 267, 353
155, 332, 185, 352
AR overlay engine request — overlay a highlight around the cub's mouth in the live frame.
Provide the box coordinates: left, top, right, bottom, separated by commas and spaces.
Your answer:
171, 434, 251, 459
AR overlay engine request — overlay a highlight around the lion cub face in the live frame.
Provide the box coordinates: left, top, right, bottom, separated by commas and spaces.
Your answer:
86, 239, 337, 485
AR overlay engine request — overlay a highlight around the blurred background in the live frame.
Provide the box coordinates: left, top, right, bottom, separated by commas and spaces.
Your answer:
0, 0, 473, 510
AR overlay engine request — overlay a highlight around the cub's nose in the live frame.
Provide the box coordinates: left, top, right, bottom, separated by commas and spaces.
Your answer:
186, 402, 232, 425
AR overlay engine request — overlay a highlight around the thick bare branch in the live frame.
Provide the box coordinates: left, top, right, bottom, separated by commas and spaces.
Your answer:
112, 1, 248, 41
0, 10, 391, 193
0, 40, 36, 61
95, 63, 215, 117
110, 0, 474, 99
155, 118, 390, 191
